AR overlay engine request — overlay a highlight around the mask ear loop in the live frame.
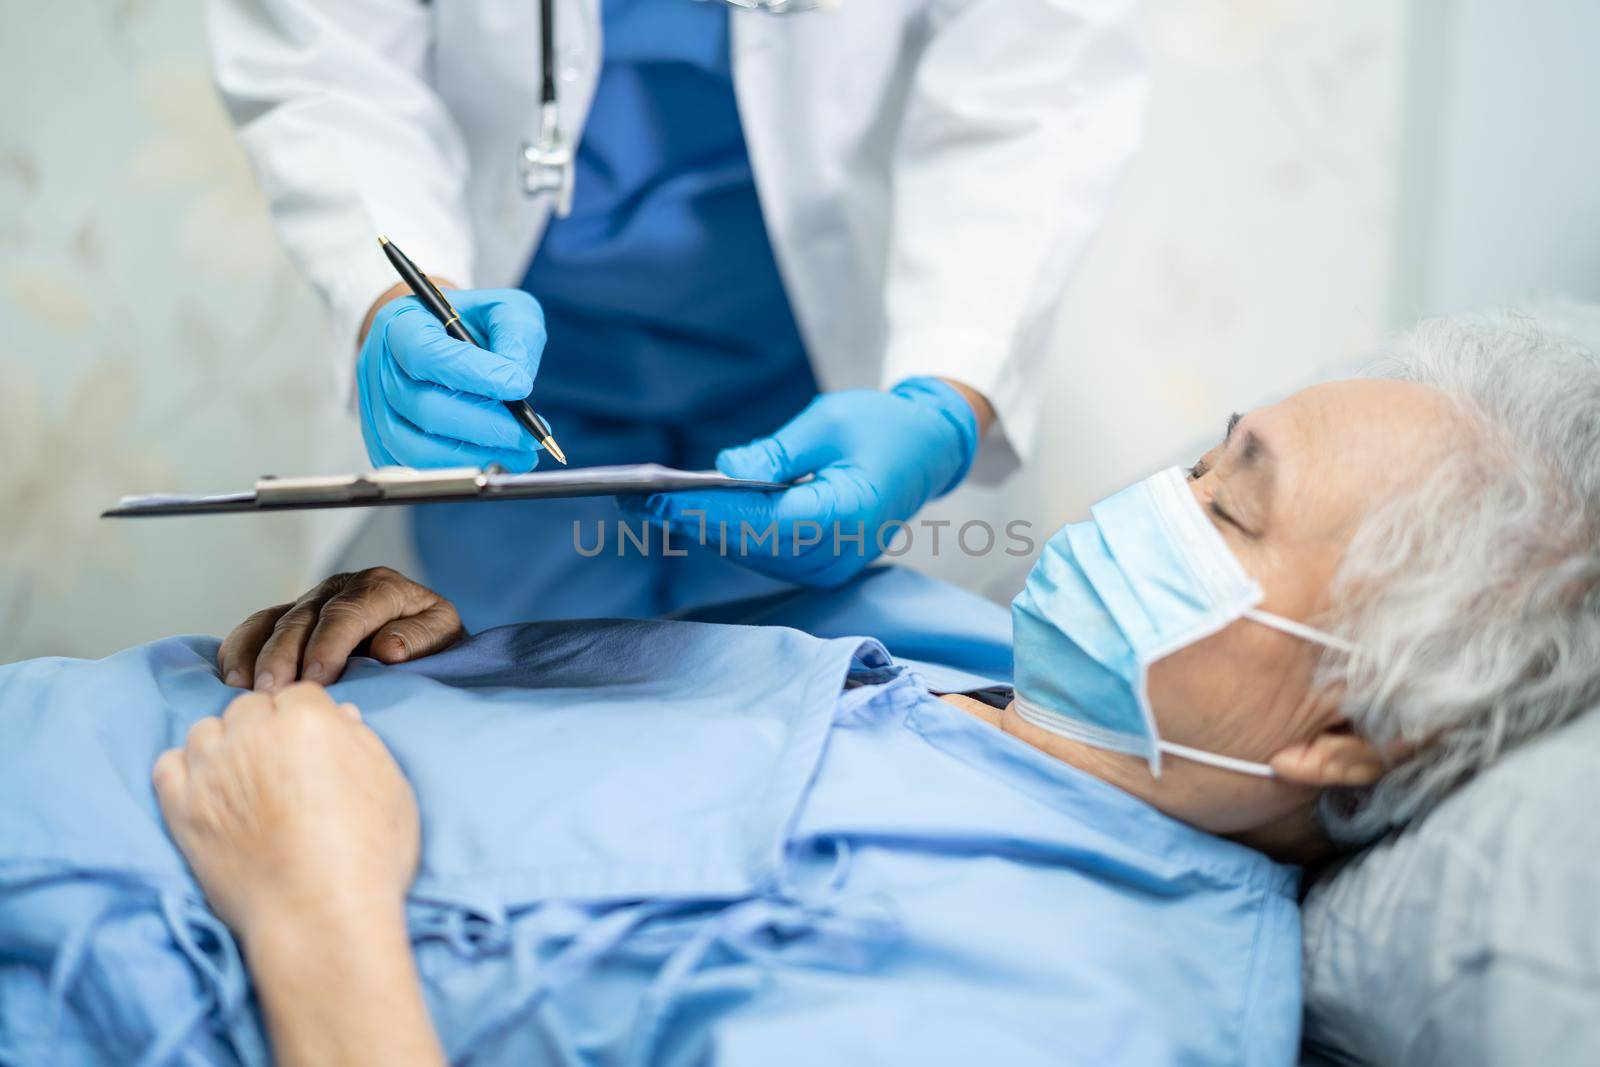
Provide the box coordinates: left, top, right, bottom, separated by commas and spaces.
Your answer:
1157, 740, 1276, 778
1157, 609, 1356, 779
1157, 611, 1356, 780
1243, 608, 1358, 655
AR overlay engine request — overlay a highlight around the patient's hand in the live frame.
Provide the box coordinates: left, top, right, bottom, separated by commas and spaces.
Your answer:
153, 683, 420, 942
154, 684, 446, 1066
219, 567, 465, 692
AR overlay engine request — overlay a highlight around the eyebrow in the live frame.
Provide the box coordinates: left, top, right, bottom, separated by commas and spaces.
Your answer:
1227, 415, 1276, 531
1222, 411, 1273, 467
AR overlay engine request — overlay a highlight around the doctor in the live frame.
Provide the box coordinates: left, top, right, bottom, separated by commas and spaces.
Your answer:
207, 0, 1144, 628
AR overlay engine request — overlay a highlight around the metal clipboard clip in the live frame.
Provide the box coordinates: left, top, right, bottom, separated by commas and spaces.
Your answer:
254, 467, 488, 505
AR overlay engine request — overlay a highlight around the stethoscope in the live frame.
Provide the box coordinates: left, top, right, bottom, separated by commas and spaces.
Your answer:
519, 0, 824, 216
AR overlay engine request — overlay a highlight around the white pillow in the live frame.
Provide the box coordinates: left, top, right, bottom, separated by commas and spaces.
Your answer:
1300, 706, 1600, 1065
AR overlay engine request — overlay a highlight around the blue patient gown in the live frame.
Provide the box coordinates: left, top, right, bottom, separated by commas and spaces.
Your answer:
0, 571, 1301, 1066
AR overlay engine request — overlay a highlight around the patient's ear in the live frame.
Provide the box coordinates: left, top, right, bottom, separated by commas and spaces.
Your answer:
1268, 724, 1391, 787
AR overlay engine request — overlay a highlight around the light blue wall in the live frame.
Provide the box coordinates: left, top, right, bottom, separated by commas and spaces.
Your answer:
0, 2, 325, 661
1395, 0, 1600, 322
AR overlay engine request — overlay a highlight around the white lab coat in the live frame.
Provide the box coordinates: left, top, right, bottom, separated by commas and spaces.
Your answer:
205, 0, 1144, 567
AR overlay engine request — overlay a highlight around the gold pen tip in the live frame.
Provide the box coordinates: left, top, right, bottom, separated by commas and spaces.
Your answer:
377, 234, 390, 246
542, 437, 568, 466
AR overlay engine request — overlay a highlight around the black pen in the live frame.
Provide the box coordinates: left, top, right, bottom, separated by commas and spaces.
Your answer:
377, 234, 567, 465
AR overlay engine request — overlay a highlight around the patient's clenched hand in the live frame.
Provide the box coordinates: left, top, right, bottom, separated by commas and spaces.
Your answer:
219, 567, 465, 692
152, 683, 420, 945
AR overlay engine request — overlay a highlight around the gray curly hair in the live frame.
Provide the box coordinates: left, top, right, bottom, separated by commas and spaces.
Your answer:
1317, 307, 1600, 844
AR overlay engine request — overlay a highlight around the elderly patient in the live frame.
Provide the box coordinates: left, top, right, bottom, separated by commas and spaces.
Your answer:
4, 316, 1599, 1067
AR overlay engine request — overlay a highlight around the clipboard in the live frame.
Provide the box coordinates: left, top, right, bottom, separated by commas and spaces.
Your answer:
102, 464, 787, 519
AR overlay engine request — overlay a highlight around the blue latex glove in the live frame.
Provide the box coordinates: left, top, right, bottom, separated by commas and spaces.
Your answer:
628, 378, 980, 587
358, 288, 547, 470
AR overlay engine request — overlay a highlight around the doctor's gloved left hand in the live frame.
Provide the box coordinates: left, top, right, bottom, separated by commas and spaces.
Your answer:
629, 378, 983, 587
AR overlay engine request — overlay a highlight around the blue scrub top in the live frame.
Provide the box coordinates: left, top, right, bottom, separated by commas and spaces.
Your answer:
522, 0, 813, 423
411, 0, 818, 627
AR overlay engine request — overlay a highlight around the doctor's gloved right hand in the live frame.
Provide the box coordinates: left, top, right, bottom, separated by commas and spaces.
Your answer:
357, 288, 547, 470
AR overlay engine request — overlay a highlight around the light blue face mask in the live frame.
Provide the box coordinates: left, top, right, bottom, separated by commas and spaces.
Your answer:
1011, 466, 1355, 778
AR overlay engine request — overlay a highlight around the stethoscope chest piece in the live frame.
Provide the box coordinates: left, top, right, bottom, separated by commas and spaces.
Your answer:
520, 101, 575, 218
519, 0, 826, 216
